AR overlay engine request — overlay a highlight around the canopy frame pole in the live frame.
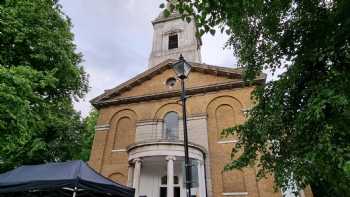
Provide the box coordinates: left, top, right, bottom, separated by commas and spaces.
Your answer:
72, 187, 77, 197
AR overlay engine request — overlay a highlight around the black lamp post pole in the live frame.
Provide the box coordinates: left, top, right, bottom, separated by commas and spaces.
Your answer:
180, 77, 191, 197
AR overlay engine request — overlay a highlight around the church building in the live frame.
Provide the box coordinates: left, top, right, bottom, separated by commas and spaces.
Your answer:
89, 6, 312, 197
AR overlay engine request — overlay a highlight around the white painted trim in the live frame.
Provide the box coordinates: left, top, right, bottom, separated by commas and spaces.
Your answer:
187, 113, 207, 120
136, 121, 159, 126
217, 140, 238, 144
222, 192, 248, 196
111, 149, 127, 152
128, 143, 204, 161
95, 124, 110, 131
163, 28, 184, 35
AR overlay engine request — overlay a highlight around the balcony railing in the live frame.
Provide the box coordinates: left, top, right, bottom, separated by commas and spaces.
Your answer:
135, 131, 184, 143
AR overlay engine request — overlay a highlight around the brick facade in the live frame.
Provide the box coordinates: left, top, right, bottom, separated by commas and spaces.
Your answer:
89, 61, 313, 197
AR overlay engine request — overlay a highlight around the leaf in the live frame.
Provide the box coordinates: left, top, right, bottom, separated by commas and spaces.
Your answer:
220, 27, 225, 33
186, 16, 191, 23
209, 29, 216, 36
204, 25, 210, 32
163, 9, 171, 17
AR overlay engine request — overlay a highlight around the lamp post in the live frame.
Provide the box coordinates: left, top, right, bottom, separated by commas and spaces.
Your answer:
171, 54, 192, 197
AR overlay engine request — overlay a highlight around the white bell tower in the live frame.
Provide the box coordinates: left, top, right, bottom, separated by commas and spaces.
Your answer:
148, 7, 202, 68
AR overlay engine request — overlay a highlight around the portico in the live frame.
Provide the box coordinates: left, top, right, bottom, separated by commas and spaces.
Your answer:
127, 141, 207, 197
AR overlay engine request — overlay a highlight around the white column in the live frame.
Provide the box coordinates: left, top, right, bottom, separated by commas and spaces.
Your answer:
166, 156, 176, 197
127, 164, 134, 187
198, 160, 206, 197
133, 158, 142, 197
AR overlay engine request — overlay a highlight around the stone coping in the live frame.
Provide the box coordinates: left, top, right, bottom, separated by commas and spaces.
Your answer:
126, 139, 207, 155
91, 59, 264, 108
93, 80, 263, 108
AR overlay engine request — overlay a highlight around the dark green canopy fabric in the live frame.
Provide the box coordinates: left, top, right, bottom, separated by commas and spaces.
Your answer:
0, 160, 134, 197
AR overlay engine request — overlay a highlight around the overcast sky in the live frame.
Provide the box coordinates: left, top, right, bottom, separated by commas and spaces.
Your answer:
59, 0, 243, 117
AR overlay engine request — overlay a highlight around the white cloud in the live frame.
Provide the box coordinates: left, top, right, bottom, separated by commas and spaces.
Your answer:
201, 30, 237, 67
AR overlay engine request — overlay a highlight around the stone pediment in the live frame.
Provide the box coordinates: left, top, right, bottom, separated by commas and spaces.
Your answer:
91, 59, 265, 108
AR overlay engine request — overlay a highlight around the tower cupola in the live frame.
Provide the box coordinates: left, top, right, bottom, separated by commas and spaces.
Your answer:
148, 5, 202, 68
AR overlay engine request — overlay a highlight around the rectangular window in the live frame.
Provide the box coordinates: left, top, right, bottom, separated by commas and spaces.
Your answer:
168, 34, 178, 49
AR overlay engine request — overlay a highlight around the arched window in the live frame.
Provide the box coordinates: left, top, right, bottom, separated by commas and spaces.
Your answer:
164, 112, 179, 139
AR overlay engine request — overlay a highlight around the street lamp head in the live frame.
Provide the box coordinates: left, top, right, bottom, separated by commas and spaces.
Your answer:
171, 54, 192, 79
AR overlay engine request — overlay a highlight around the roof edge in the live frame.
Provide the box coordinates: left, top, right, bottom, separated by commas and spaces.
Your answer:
92, 78, 265, 108
90, 59, 176, 105
91, 59, 266, 108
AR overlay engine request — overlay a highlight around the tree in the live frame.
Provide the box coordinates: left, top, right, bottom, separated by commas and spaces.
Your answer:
80, 109, 99, 161
163, 0, 350, 196
0, 0, 89, 172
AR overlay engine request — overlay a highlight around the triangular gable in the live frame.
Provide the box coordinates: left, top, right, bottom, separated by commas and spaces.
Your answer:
91, 59, 264, 108
91, 59, 175, 105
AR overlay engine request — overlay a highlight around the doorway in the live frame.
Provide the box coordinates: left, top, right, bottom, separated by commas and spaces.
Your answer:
159, 186, 180, 197
159, 175, 181, 197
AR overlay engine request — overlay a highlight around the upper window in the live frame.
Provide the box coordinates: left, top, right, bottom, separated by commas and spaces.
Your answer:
164, 112, 179, 139
168, 34, 178, 49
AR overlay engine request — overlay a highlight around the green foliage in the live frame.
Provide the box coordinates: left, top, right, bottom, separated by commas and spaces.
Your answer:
80, 109, 98, 161
0, 0, 89, 172
0, 0, 88, 97
0, 66, 55, 170
344, 161, 350, 175
166, 0, 350, 196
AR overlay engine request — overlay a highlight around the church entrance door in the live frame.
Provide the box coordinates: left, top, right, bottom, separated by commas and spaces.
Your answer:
159, 186, 180, 197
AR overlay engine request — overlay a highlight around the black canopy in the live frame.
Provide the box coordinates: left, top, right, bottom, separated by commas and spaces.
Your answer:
0, 160, 134, 197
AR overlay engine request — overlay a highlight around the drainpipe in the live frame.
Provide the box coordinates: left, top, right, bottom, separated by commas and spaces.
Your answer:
203, 153, 208, 197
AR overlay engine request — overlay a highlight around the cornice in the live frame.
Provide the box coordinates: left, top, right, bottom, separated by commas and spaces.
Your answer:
126, 140, 208, 155
91, 60, 246, 105
152, 15, 182, 25
90, 59, 267, 108
93, 78, 264, 108
90, 59, 175, 104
